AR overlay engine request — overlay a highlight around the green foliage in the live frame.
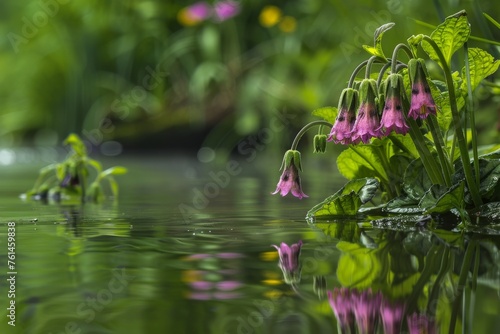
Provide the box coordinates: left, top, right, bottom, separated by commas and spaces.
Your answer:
362, 22, 395, 61
421, 10, 470, 67
307, 178, 379, 218
311, 106, 337, 124
461, 48, 500, 92
293, 9, 500, 225
25, 134, 127, 204
419, 182, 465, 214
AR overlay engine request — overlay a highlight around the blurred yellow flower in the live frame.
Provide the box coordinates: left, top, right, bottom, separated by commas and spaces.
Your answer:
259, 6, 282, 27
177, 8, 201, 26
279, 16, 297, 33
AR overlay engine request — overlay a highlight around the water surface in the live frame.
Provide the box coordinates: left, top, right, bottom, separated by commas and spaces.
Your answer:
1, 154, 499, 333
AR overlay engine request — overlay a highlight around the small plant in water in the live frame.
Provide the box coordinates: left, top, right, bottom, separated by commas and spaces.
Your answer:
24, 134, 127, 203
273, 10, 500, 226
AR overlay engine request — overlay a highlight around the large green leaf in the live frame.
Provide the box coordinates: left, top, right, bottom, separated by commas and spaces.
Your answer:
389, 154, 413, 187
388, 134, 419, 159
403, 158, 434, 201
307, 178, 379, 218
431, 77, 463, 132
422, 10, 470, 67
461, 48, 500, 92
454, 158, 500, 204
312, 106, 337, 124
313, 221, 360, 243
337, 141, 391, 182
336, 241, 384, 289
418, 182, 465, 213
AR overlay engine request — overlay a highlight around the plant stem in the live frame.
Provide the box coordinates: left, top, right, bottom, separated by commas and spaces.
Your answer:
449, 239, 477, 334
348, 59, 370, 88
364, 56, 378, 79
464, 43, 481, 187
422, 36, 482, 208
427, 246, 451, 317
427, 115, 453, 186
406, 116, 445, 185
291, 120, 333, 151
469, 242, 480, 334
390, 43, 415, 73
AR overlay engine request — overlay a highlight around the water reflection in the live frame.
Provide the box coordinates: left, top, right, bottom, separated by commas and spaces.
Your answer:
2, 159, 500, 333
269, 221, 500, 333
183, 252, 244, 300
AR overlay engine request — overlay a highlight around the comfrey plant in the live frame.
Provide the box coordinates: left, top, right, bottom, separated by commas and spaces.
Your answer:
272, 11, 500, 225
24, 134, 127, 204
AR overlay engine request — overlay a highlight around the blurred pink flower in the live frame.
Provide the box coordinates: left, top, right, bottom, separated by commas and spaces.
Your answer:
213, 1, 240, 21
187, 2, 212, 21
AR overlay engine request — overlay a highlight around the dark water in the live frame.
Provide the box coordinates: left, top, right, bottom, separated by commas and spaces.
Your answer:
1, 153, 499, 334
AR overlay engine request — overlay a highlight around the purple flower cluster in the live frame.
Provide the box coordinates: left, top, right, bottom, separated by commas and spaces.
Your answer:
328, 59, 437, 145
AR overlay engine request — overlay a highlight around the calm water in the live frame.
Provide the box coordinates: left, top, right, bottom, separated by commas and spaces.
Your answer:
1, 153, 500, 334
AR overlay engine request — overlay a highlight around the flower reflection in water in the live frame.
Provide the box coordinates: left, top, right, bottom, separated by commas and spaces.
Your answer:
182, 252, 243, 300
407, 312, 437, 334
327, 287, 404, 334
272, 240, 303, 285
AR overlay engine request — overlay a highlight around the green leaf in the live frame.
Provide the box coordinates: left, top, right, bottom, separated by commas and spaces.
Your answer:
403, 158, 433, 201
337, 142, 391, 182
313, 221, 360, 243
86, 158, 103, 174
454, 158, 500, 204
64, 133, 87, 157
362, 22, 395, 60
336, 241, 384, 289
407, 34, 425, 56
470, 202, 500, 223
100, 166, 128, 178
388, 154, 413, 186
418, 182, 465, 213
479, 148, 500, 160
388, 134, 419, 159
431, 78, 462, 132
422, 10, 470, 67
461, 48, 500, 92
312, 106, 337, 124
107, 176, 119, 198
384, 196, 423, 214
307, 178, 379, 218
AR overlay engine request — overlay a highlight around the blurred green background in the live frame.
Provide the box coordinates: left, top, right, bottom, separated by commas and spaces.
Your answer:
1, 0, 499, 156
